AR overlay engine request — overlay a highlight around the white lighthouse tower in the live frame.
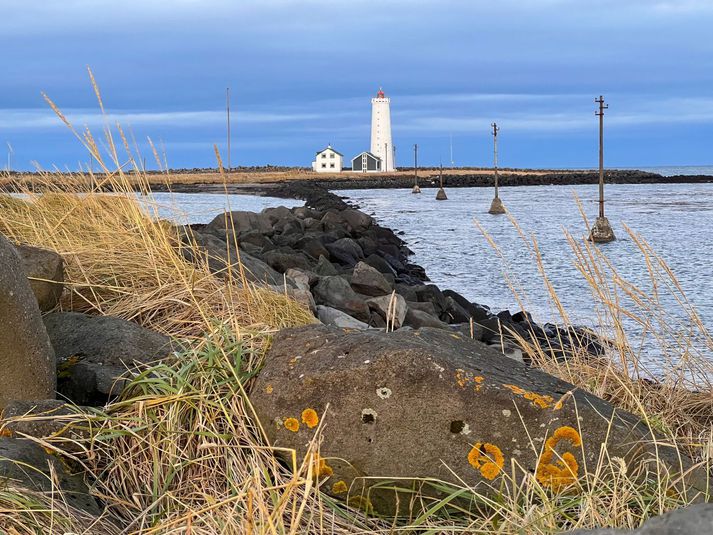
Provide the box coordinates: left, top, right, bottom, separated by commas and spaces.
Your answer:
370, 88, 396, 171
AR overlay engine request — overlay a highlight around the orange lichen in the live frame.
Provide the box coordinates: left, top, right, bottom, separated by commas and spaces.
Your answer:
264, 384, 274, 394
536, 426, 582, 490
301, 408, 319, 429
503, 384, 555, 409
467, 442, 505, 480
310, 453, 333, 479
456, 370, 486, 392
348, 495, 374, 514
0, 428, 12, 438
331, 480, 348, 494
283, 417, 300, 432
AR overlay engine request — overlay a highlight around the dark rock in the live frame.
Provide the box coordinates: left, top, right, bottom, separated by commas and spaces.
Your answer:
263, 250, 313, 273
0, 234, 56, 409
238, 230, 274, 250
311, 276, 370, 322
15, 244, 64, 312
567, 504, 713, 534
320, 211, 347, 232
0, 436, 100, 515
350, 262, 393, 297
292, 206, 320, 220
2, 400, 89, 452
414, 284, 448, 315
252, 325, 706, 516
477, 315, 502, 343
44, 312, 174, 405
314, 255, 339, 276
442, 296, 472, 324
204, 211, 273, 240
382, 253, 405, 272
294, 236, 330, 260
406, 300, 438, 316
442, 290, 490, 322
512, 310, 534, 324
326, 238, 364, 266
366, 294, 407, 329
262, 205, 296, 225
342, 208, 374, 233
404, 308, 449, 329
395, 283, 419, 302
284, 268, 316, 292
356, 236, 379, 257
316, 305, 370, 330
497, 310, 513, 323
364, 254, 397, 276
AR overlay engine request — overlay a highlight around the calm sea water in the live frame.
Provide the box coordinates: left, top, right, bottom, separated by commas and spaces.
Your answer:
636, 165, 713, 176
340, 183, 713, 367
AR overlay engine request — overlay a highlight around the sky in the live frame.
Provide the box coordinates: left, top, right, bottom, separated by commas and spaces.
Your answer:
1, 0, 713, 171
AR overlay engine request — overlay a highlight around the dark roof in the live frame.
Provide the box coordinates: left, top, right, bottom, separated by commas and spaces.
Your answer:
351, 151, 382, 161
315, 146, 344, 157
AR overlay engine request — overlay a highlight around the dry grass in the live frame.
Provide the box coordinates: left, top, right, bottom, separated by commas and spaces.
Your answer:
1, 71, 711, 533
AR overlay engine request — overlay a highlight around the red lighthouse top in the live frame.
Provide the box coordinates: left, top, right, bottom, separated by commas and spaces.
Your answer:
376, 87, 385, 98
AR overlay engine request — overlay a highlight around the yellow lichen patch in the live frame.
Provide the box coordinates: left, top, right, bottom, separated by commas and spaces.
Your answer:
264, 384, 274, 394
331, 480, 348, 494
348, 495, 374, 514
503, 384, 555, 409
467, 442, 505, 480
310, 453, 333, 479
536, 426, 582, 491
0, 428, 13, 438
301, 408, 319, 429
456, 369, 486, 392
283, 417, 300, 432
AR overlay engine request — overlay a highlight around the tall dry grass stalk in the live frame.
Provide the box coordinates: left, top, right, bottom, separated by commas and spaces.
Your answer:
1, 70, 711, 533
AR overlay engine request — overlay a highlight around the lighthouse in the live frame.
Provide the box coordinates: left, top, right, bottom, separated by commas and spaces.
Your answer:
370, 88, 396, 171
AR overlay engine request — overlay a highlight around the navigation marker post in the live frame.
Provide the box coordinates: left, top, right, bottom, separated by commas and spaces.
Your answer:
412, 143, 421, 194
588, 95, 615, 242
488, 122, 506, 215
436, 163, 448, 200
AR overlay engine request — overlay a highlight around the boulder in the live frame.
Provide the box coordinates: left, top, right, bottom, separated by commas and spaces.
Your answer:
568, 504, 713, 534
2, 399, 89, 452
316, 305, 370, 330
239, 230, 274, 250
15, 244, 64, 311
443, 290, 490, 322
252, 325, 706, 516
0, 436, 100, 515
0, 234, 56, 409
350, 261, 392, 297
181, 228, 283, 286
284, 268, 316, 292
414, 284, 448, 315
262, 205, 296, 225
204, 211, 273, 240
43, 312, 174, 405
341, 208, 374, 233
326, 238, 364, 267
364, 254, 397, 276
269, 285, 316, 313
294, 236, 330, 261
311, 276, 370, 322
320, 211, 347, 232
442, 296, 472, 324
366, 294, 408, 329
314, 255, 339, 276
263, 250, 313, 273
404, 307, 449, 329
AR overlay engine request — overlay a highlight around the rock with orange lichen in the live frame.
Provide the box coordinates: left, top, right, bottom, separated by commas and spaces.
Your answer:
252, 325, 709, 516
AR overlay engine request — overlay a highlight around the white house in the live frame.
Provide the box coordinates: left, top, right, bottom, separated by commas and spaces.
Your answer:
351, 151, 382, 172
312, 145, 344, 173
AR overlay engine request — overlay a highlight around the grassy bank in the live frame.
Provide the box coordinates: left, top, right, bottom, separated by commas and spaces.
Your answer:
0, 87, 710, 533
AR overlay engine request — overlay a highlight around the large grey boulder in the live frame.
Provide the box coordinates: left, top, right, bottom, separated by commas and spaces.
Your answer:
43, 312, 174, 405
316, 305, 370, 330
326, 238, 364, 266
366, 293, 408, 329
0, 234, 56, 409
204, 210, 273, 240
311, 276, 370, 322
341, 209, 374, 233
0, 436, 100, 515
252, 325, 707, 516
568, 504, 713, 534
404, 307, 449, 329
15, 244, 65, 311
181, 228, 283, 286
350, 261, 392, 297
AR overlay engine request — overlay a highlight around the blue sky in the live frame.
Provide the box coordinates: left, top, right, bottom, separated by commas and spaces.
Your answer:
1, 0, 713, 171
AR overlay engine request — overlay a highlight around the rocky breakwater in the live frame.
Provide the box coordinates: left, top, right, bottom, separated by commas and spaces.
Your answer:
180, 184, 603, 361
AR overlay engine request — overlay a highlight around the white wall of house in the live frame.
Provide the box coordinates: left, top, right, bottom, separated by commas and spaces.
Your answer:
312, 146, 343, 173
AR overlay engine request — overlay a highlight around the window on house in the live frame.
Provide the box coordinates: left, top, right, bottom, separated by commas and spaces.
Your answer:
322, 154, 326, 159
330, 163, 335, 168
330, 153, 335, 158
321, 163, 326, 168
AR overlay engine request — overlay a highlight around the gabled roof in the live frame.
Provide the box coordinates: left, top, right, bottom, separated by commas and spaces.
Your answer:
351, 151, 382, 161
315, 146, 344, 157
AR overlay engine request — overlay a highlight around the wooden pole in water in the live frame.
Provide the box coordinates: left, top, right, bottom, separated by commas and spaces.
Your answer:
488, 122, 505, 214
436, 162, 447, 200
412, 143, 421, 193
589, 95, 615, 242
226, 87, 232, 173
